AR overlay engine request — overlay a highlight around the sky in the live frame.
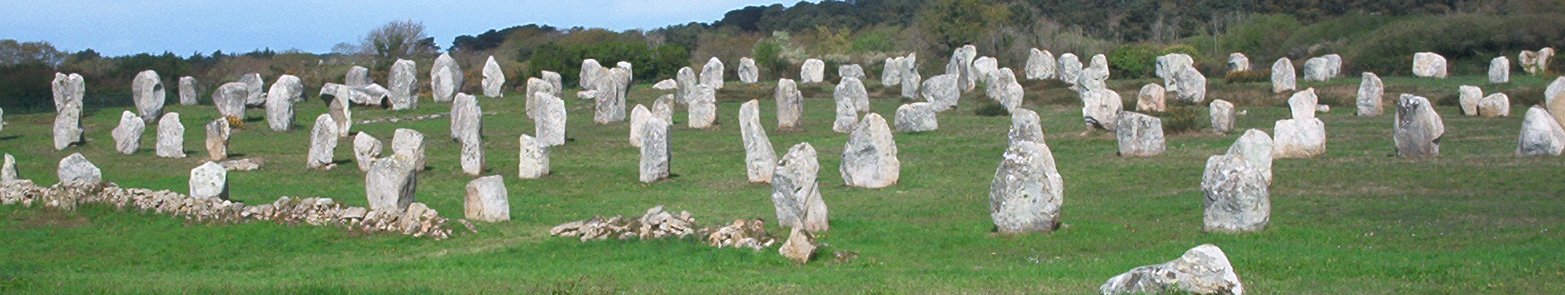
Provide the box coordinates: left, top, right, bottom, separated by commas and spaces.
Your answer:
0, 0, 805, 56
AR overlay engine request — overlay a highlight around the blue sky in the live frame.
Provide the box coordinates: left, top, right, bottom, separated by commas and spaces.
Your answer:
0, 0, 803, 56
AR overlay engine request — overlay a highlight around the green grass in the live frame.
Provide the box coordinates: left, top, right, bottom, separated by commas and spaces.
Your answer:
2, 73, 1564, 293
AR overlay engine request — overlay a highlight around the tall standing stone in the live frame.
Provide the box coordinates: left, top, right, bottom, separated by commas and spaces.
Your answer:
1100, 245, 1245, 295
464, 176, 509, 222
900, 72, 921, 100
840, 113, 899, 188
354, 133, 382, 172
629, 104, 651, 147
132, 70, 165, 123
1272, 58, 1296, 93
1025, 48, 1056, 80
639, 117, 671, 183
1394, 94, 1444, 158
947, 45, 978, 92
1412, 52, 1448, 78
1210, 99, 1235, 134
1549, 77, 1565, 127
240, 73, 265, 106
213, 82, 249, 119
110, 111, 145, 154
518, 134, 550, 179
1137, 84, 1167, 112
189, 161, 228, 200
1517, 105, 1565, 156
205, 118, 230, 161
688, 85, 717, 129
1357, 72, 1384, 116
1116, 112, 1166, 157
329, 94, 352, 137
365, 156, 417, 211
265, 75, 301, 131
389, 59, 418, 110
838, 64, 866, 82
738, 57, 759, 83
592, 67, 629, 124
675, 66, 697, 104
772, 143, 828, 232
307, 114, 340, 169
535, 93, 567, 146
178, 76, 200, 105
453, 94, 484, 176
1203, 140, 1271, 233
2, 154, 17, 184
1490, 56, 1510, 84
156, 113, 185, 158
579, 59, 603, 90
894, 102, 939, 132
800, 59, 825, 84
833, 78, 865, 133
482, 56, 505, 97
525, 77, 554, 118
1058, 53, 1082, 85
776, 79, 804, 131
57, 153, 102, 187
346, 66, 371, 87
1228, 53, 1251, 73
989, 68, 1025, 111
989, 114, 1063, 234
700, 57, 725, 89
52, 73, 85, 150
431, 53, 463, 102
740, 100, 776, 183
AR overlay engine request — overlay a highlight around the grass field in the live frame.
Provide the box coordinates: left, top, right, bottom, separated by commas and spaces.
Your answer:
2, 73, 1563, 293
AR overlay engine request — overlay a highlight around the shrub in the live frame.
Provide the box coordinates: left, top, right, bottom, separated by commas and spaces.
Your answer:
974, 102, 1009, 117
1223, 70, 1270, 83
752, 40, 785, 78
1153, 105, 1200, 134
1108, 43, 1160, 78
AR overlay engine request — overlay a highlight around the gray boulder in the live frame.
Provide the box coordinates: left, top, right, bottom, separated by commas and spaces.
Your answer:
740, 100, 776, 183
833, 78, 865, 133
894, 102, 938, 132
989, 124, 1063, 234
776, 78, 804, 131
772, 143, 828, 232
922, 74, 960, 111
205, 118, 230, 161
110, 111, 145, 154
629, 104, 650, 147
156, 113, 185, 158
1357, 72, 1384, 116
1271, 118, 1326, 159
1081, 88, 1123, 131
178, 76, 200, 105
1459, 85, 1483, 115
840, 113, 899, 188
688, 85, 717, 129
1100, 244, 1245, 295
240, 73, 264, 106
354, 133, 382, 172
132, 70, 165, 122
346, 66, 371, 87
676, 66, 697, 104
1116, 112, 1166, 157
1412, 52, 1448, 78
391, 128, 426, 169
700, 57, 725, 89
307, 114, 339, 169
1228, 53, 1251, 73
265, 75, 301, 131
1058, 53, 1082, 85
1490, 56, 1509, 84
738, 57, 759, 83
213, 82, 248, 119
1209, 99, 1235, 134
579, 59, 603, 90
482, 56, 505, 97
1271, 58, 1295, 93
1203, 147, 1271, 233
518, 134, 550, 179
1025, 48, 1056, 80
800, 59, 825, 83
464, 175, 509, 222
365, 156, 417, 211
388, 59, 418, 110
1478, 93, 1510, 117
189, 161, 228, 200
1173, 66, 1207, 103
839, 64, 866, 82
639, 117, 671, 183
57, 153, 101, 186
431, 53, 463, 102
1517, 105, 1565, 156
1394, 94, 1444, 158
534, 92, 567, 146
1136, 84, 1166, 112
1302, 57, 1331, 81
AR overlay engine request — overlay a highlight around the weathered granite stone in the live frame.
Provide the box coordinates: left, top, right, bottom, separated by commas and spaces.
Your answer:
328, 93, 352, 137
178, 76, 200, 105
1324, 54, 1342, 78
464, 175, 509, 222
450, 93, 482, 142
1550, 77, 1565, 126
1116, 112, 1166, 157
57, 153, 101, 186
779, 228, 816, 264
1228, 53, 1251, 73
1137, 84, 1166, 112
1412, 52, 1448, 78
1477, 93, 1510, 117
1174, 66, 1207, 103
1210, 99, 1235, 134
111, 111, 145, 154
1490, 56, 1510, 84
947, 45, 978, 91
833, 78, 865, 133
1080, 54, 1111, 91
525, 78, 554, 118
738, 57, 759, 83
971, 56, 998, 84
675, 66, 697, 104
156, 113, 185, 158
1302, 57, 1331, 81
839, 64, 866, 82
1202, 146, 1271, 234
639, 117, 670, 183
1081, 88, 1123, 131
652, 79, 676, 90
772, 143, 827, 232
518, 134, 550, 179
900, 72, 921, 100
1459, 85, 1483, 115
1357, 72, 1384, 116
740, 100, 776, 183
389, 59, 418, 110
1007, 108, 1045, 145
579, 59, 603, 90
52, 72, 84, 112
2, 154, 17, 184
346, 66, 371, 87
205, 118, 230, 161
431, 53, 463, 102
775, 78, 804, 131
265, 75, 301, 131
629, 104, 650, 147
1230, 129, 1274, 184
132, 70, 165, 122
616, 61, 633, 78
989, 129, 1063, 234
1517, 105, 1565, 156
1288, 88, 1318, 120
456, 98, 485, 176
801, 59, 825, 84
1100, 244, 1245, 295
541, 71, 562, 96
989, 68, 1025, 111
922, 74, 960, 111
1025, 48, 1056, 80
482, 56, 505, 97
1058, 53, 1082, 85
534, 93, 567, 146
365, 156, 417, 211
189, 161, 228, 200
1156, 53, 1194, 92
240, 73, 264, 106
1272, 58, 1295, 93
1394, 94, 1444, 158
213, 82, 248, 119
1521, 48, 1554, 75
307, 114, 339, 169
51, 74, 86, 150
894, 102, 938, 132
841, 113, 899, 188
652, 94, 674, 124
1272, 118, 1326, 159
354, 133, 382, 172
700, 57, 725, 89
688, 85, 717, 129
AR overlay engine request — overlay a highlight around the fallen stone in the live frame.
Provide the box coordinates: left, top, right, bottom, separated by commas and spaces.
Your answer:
1100, 244, 1245, 295
779, 228, 816, 264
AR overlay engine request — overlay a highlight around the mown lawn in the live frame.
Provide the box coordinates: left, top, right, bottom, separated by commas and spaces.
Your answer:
1, 73, 1562, 293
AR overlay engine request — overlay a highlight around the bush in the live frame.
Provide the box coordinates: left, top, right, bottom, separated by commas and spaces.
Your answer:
1108, 43, 1160, 78
1223, 70, 1270, 83
974, 102, 1009, 117
1153, 105, 1200, 134
752, 40, 785, 79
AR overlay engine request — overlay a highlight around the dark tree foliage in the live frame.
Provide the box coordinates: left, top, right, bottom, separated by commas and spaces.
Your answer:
527, 41, 689, 88
451, 24, 558, 53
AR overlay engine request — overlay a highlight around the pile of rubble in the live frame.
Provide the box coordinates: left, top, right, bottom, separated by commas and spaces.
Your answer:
0, 180, 460, 239
549, 205, 777, 251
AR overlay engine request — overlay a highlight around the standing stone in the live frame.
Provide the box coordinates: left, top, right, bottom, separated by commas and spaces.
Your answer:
1228, 53, 1251, 73
111, 111, 145, 154
518, 134, 550, 179
922, 74, 960, 111
833, 78, 865, 133
1288, 88, 1319, 119
392, 128, 427, 169
388, 59, 418, 110
482, 56, 505, 97
535, 93, 567, 146
772, 143, 828, 232
776, 79, 804, 131
51, 74, 86, 151
1302, 57, 1331, 81
947, 45, 978, 91
431, 53, 463, 102
265, 75, 301, 131
1550, 77, 1565, 127
1477, 93, 1510, 117
1025, 48, 1057, 80
841, 114, 899, 188
839, 64, 867, 82
894, 102, 939, 132
205, 119, 230, 161
900, 72, 922, 100
1116, 112, 1166, 157
541, 71, 562, 96
1203, 143, 1271, 234
1081, 88, 1123, 131
329, 94, 352, 137
156, 113, 185, 158
1459, 85, 1483, 115
178, 76, 200, 105
1271, 58, 1296, 93
524, 78, 554, 118
307, 114, 340, 169
1007, 108, 1045, 145
1173, 66, 1207, 103
354, 133, 382, 172
1357, 72, 1384, 116
1394, 94, 1444, 158
1517, 105, 1565, 156
464, 175, 509, 222
1209, 99, 1235, 134
2, 154, 17, 184
888, 57, 909, 86
346, 66, 371, 87
1156, 53, 1194, 92
989, 125, 1063, 234
213, 82, 249, 119
52, 72, 85, 111
800, 59, 825, 84
630, 104, 651, 147
989, 68, 1025, 111
738, 57, 759, 83
1100, 244, 1245, 295
700, 57, 725, 89
639, 117, 671, 183
779, 228, 817, 264
1137, 84, 1166, 112
365, 156, 417, 211
1082, 54, 1111, 90
601, 68, 631, 123
740, 100, 777, 183
1229, 129, 1275, 184
57, 153, 101, 186
1412, 52, 1448, 78
132, 70, 165, 122
675, 66, 697, 104
971, 56, 998, 84
579, 59, 603, 90
189, 161, 228, 200
688, 85, 717, 129
1490, 56, 1510, 84
1272, 118, 1326, 159
1521, 48, 1554, 75
1058, 53, 1082, 85
1324, 54, 1342, 78
653, 95, 674, 125
240, 73, 265, 106
616, 61, 633, 81
450, 93, 482, 142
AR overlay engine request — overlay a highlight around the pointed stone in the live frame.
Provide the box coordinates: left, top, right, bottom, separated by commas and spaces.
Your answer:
772, 143, 827, 232
482, 56, 506, 97
431, 53, 463, 102
111, 111, 145, 154
740, 100, 777, 183
841, 113, 899, 188
1271, 58, 1296, 93
57, 153, 101, 187
700, 57, 725, 89
989, 125, 1063, 234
